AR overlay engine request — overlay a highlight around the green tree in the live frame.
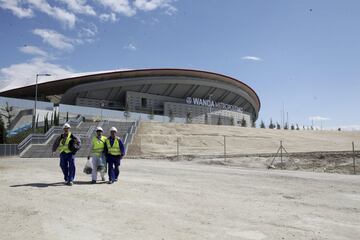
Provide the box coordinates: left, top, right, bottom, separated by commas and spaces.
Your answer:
53, 111, 57, 126
284, 123, 289, 130
251, 120, 256, 128
269, 119, 275, 129
169, 109, 174, 122
186, 112, 192, 124
0, 116, 6, 144
44, 113, 49, 133
260, 120, 266, 129
230, 116, 235, 126
0, 102, 15, 128
217, 116, 222, 125
296, 124, 300, 130
35, 114, 39, 129
291, 124, 295, 130
54, 110, 59, 126
241, 117, 247, 127
276, 122, 281, 129
50, 113, 53, 126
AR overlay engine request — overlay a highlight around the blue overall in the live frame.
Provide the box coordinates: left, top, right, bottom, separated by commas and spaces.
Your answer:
59, 152, 76, 182
107, 154, 121, 182
106, 137, 125, 182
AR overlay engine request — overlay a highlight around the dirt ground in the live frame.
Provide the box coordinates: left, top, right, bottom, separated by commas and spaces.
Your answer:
161, 151, 360, 175
0, 157, 359, 240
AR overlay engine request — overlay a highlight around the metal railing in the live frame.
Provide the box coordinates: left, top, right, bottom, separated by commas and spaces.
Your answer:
18, 115, 84, 154
123, 121, 139, 151
0, 144, 19, 157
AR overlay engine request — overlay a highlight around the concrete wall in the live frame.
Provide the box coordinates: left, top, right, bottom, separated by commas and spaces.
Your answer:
126, 91, 182, 114
125, 91, 252, 126
164, 102, 252, 126
76, 97, 122, 110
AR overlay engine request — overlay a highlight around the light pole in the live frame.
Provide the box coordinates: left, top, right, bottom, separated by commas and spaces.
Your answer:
100, 101, 105, 121
33, 73, 51, 134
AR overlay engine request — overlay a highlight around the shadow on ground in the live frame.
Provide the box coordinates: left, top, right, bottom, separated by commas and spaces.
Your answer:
10, 182, 66, 188
10, 180, 108, 188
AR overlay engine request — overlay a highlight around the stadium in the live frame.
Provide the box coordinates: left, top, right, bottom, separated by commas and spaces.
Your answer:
0, 68, 260, 126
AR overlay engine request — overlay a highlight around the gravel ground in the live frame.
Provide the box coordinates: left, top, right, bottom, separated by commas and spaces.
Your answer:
0, 157, 359, 240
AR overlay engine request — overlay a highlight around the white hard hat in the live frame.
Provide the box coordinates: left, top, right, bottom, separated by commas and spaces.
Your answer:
63, 123, 71, 129
96, 126, 103, 132
110, 127, 117, 133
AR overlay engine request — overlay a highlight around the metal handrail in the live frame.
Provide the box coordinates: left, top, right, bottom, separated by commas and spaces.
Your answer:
78, 125, 96, 138
18, 119, 138, 156
18, 115, 83, 152
123, 121, 138, 151
18, 126, 62, 151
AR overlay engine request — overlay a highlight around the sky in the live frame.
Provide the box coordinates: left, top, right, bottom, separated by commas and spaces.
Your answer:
0, 0, 360, 129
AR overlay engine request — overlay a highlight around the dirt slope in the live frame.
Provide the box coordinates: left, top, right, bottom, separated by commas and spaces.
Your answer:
129, 122, 360, 156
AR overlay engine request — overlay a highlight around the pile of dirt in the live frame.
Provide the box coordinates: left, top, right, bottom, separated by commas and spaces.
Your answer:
127, 122, 360, 174
128, 122, 360, 157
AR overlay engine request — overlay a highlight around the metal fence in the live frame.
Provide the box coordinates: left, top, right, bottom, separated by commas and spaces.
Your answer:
135, 134, 359, 175
0, 144, 19, 157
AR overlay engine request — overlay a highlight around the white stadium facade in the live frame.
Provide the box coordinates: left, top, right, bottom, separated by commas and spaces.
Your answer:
0, 68, 260, 126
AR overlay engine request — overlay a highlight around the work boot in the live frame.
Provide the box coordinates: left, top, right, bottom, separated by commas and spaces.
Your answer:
91, 180, 96, 184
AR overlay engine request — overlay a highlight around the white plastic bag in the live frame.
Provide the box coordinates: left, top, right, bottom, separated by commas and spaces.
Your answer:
83, 157, 93, 174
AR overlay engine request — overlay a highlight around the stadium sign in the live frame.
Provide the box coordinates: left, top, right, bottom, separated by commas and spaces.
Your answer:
185, 97, 243, 113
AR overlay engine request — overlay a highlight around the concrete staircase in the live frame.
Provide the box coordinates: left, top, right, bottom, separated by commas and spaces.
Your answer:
21, 121, 136, 158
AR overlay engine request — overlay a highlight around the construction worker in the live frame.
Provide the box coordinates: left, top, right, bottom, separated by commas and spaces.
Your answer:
105, 127, 125, 184
88, 126, 107, 184
52, 123, 81, 186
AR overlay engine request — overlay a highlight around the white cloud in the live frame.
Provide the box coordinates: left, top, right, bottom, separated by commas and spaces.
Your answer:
27, 0, 76, 28
97, 0, 136, 17
123, 43, 137, 51
99, 12, 118, 22
1, 0, 178, 28
242, 56, 263, 61
78, 23, 98, 38
33, 28, 74, 51
134, 0, 177, 15
58, 0, 96, 16
97, 0, 177, 17
0, 58, 74, 91
163, 4, 177, 15
0, 0, 34, 18
309, 116, 331, 121
19, 45, 48, 57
